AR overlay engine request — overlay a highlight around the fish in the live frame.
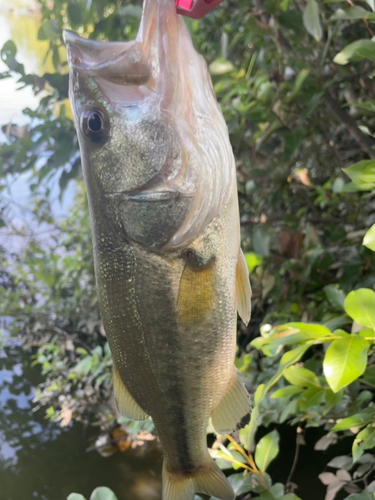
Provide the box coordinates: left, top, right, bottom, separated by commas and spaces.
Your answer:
64, 1, 252, 499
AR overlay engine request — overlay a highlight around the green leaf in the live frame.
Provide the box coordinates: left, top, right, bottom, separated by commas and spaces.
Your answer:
209, 58, 235, 75
324, 285, 346, 310
272, 386, 304, 399
345, 289, 375, 329
68, 2, 83, 26
251, 322, 330, 357
353, 100, 375, 113
345, 494, 375, 500
323, 335, 369, 392
298, 387, 326, 411
331, 409, 375, 432
367, 0, 375, 11
244, 252, 264, 273
344, 493, 375, 500
330, 6, 375, 20
334, 40, 375, 65
326, 455, 353, 469
285, 69, 310, 102
239, 401, 260, 452
343, 161, 375, 189
68, 495, 86, 500
353, 425, 375, 462
37, 20, 61, 41
363, 366, 375, 387
262, 345, 311, 398
303, 0, 323, 41
1, 40, 25, 74
282, 322, 332, 337
1, 39, 17, 59
325, 388, 344, 407
255, 430, 280, 472
363, 224, 375, 251
284, 366, 321, 387
227, 473, 254, 495
90, 488, 118, 500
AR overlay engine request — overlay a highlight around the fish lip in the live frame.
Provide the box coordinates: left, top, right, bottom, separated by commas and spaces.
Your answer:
63, 29, 80, 45
105, 190, 183, 202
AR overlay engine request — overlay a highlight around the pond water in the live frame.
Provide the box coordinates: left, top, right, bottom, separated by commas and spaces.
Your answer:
0, 335, 163, 500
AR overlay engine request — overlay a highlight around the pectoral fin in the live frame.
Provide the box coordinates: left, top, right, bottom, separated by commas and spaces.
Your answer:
178, 257, 216, 325
113, 368, 148, 421
236, 249, 252, 326
211, 371, 251, 435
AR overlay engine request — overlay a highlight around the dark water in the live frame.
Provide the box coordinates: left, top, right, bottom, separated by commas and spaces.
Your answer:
0, 339, 162, 500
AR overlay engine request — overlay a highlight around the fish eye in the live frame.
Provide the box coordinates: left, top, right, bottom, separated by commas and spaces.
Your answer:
81, 107, 108, 143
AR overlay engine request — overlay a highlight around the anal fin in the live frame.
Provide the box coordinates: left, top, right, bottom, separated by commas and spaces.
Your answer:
113, 367, 148, 421
236, 248, 252, 326
211, 371, 251, 435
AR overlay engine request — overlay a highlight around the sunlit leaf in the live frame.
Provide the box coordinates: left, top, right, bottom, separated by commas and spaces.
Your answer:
67, 495, 86, 500
363, 224, 375, 252
284, 366, 321, 387
334, 40, 375, 65
254, 430, 280, 472
209, 58, 235, 75
345, 289, 375, 329
244, 252, 263, 273
343, 161, 375, 190
272, 386, 304, 399
323, 335, 369, 392
331, 409, 375, 432
353, 425, 375, 462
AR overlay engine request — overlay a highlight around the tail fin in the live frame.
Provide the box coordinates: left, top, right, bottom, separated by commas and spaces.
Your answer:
163, 459, 235, 500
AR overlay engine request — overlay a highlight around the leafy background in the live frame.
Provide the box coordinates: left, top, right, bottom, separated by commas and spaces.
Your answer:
1, 0, 375, 499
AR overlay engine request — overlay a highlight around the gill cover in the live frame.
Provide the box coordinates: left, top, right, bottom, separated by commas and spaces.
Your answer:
64, 0, 234, 249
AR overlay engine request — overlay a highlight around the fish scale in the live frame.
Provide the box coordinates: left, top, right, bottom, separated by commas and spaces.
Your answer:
64, 0, 252, 499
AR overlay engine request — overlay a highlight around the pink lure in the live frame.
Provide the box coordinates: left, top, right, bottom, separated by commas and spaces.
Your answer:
141, 0, 225, 19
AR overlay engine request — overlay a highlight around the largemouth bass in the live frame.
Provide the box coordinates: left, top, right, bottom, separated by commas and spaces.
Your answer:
64, 1, 251, 499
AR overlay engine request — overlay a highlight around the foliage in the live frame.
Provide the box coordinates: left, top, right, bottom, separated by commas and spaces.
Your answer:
1, 0, 375, 499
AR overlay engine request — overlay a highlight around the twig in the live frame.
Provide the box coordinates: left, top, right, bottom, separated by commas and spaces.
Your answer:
350, 464, 375, 484
285, 429, 303, 492
324, 92, 375, 160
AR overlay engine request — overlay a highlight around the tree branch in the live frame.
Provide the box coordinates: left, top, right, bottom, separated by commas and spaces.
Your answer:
324, 92, 375, 160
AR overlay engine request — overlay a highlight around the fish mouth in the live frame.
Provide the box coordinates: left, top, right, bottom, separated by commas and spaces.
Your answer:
106, 190, 183, 202
63, 29, 151, 87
